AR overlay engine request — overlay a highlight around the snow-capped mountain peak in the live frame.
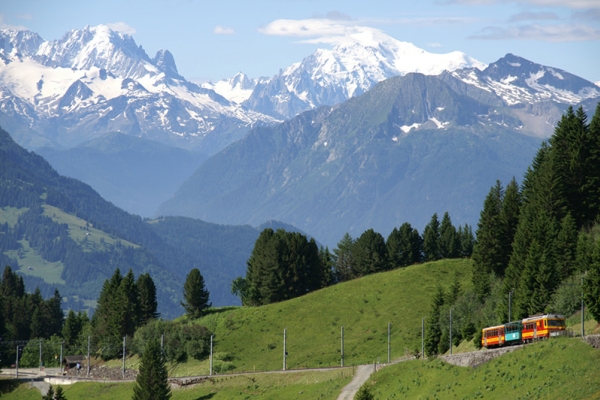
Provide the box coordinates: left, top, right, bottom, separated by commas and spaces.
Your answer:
448, 53, 600, 106
0, 25, 277, 153
242, 31, 486, 118
202, 72, 268, 104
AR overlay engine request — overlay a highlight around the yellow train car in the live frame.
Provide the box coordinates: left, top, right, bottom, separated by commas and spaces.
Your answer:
521, 313, 566, 343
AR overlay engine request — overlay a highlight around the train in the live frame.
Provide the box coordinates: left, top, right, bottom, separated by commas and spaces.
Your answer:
481, 313, 567, 348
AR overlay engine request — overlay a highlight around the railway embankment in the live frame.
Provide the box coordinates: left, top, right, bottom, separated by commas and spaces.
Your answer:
440, 346, 522, 367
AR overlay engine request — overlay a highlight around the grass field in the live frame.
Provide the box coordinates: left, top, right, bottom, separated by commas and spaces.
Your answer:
364, 336, 600, 399
2, 368, 353, 400
193, 259, 473, 373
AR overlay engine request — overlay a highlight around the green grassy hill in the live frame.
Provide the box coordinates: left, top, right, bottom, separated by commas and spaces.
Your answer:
194, 258, 473, 373
365, 337, 600, 399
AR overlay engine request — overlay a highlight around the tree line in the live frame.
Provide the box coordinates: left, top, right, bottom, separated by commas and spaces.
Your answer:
423, 104, 600, 356
233, 213, 474, 306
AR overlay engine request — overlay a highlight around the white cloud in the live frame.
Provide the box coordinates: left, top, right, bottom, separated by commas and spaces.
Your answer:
0, 14, 28, 30
450, 0, 600, 8
258, 17, 474, 46
508, 11, 559, 22
214, 26, 235, 35
106, 22, 136, 35
470, 23, 600, 41
428, 42, 443, 47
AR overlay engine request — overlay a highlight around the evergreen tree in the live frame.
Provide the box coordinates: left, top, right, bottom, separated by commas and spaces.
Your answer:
439, 212, 460, 258
332, 233, 354, 282
424, 286, 445, 356
472, 182, 504, 301
423, 213, 441, 262
42, 385, 55, 400
355, 384, 374, 400
583, 241, 600, 322
457, 224, 475, 258
181, 268, 211, 319
387, 223, 422, 269
120, 269, 139, 337
318, 246, 335, 287
54, 386, 67, 400
352, 229, 388, 276
132, 338, 171, 400
62, 310, 82, 348
553, 212, 578, 281
137, 273, 159, 326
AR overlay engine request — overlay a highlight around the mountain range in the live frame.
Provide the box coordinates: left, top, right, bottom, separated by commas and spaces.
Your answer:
0, 25, 276, 155
1, 24, 599, 299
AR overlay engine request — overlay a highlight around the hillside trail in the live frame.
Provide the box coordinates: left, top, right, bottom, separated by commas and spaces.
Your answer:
337, 357, 414, 400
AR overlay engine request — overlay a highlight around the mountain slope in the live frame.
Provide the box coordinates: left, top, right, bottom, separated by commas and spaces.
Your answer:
0, 25, 277, 153
0, 127, 271, 314
242, 29, 485, 119
157, 73, 547, 246
37, 133, 207, 217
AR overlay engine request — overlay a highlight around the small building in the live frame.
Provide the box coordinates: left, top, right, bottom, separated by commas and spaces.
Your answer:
63, 355, 86, 371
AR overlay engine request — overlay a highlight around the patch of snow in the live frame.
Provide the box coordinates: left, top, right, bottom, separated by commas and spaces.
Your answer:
429, 117, 449, 129
400, 123, 421, 133
508, 62, 521, 67
436, 107, 445, 111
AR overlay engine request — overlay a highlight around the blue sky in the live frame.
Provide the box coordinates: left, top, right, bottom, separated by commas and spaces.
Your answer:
1, 0, 599, 83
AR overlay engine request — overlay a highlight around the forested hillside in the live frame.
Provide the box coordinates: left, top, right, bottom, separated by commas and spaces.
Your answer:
471, 104, 600, 331
0, 127, 272, 316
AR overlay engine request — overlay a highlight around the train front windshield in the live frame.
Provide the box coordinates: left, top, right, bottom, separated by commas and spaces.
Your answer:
547, 319, 565, 327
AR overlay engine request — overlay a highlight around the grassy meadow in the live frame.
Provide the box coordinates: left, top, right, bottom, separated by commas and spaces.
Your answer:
192, 258, 473, 373
2, 368, 353, 400
364, 336, 600, 399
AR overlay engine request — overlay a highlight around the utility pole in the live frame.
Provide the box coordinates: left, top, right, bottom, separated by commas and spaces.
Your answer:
283, 328, 287, 371
122, 336, 126, 379
449, 309, 453, 355
39, 339, 42, 371
581, 276, 585, 338
387, 322, 391, 364
60, 341, 64, 374
87, 336, 91, 376
161, 334, 164, 358
341, 326, 344, 367
210, 335, 213, 376
15, 345, 19, 378
508, 290, 513, 323
421, 318, 425, 360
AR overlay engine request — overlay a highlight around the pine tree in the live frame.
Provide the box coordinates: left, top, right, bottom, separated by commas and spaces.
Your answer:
137, 273, 159, 326
355, 384, 374, 400
423, 213, 441, 262
119, 269, 139, 337
42, 385, 55, 400
181, 268, 211, 319
387, 223, 422, 269
439, 212, 459, 258
553, 213, 578, 281
457, 224, 474, 257
472, 182, 504, 301
424, 286, 445, 356
132, 338, 171, 400
333, 233, 354, 282
583, 240, 600, 322
54, 386, 67, 400
352, 229, 388, 276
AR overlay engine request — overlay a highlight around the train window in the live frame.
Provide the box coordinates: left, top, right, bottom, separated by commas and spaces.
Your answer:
547, 319, 566, 327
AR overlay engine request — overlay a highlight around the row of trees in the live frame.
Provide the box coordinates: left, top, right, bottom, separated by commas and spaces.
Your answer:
233, 213, 474, 306
471, 105, 600, 323
416, 105, 600, 356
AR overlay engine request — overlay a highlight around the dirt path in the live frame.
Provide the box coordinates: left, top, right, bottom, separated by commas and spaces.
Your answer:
336, 364, 376, 400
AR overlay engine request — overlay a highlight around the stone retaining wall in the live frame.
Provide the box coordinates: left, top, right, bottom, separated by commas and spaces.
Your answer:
440, 346, 521, 368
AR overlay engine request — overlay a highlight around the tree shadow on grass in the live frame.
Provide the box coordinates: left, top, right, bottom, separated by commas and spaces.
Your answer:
0, 379, 22, 394
194, 393, 215, 400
